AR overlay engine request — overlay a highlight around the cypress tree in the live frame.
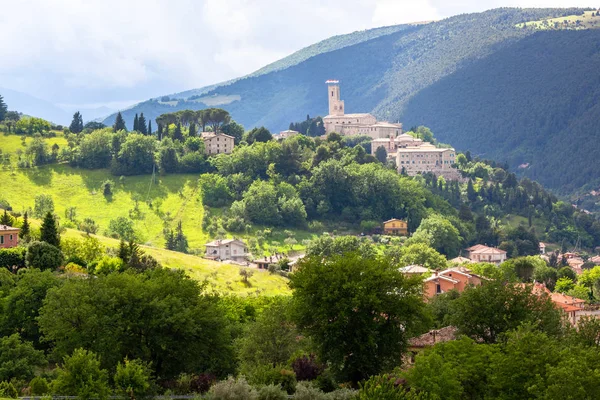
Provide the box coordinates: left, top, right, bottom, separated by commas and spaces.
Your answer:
69, 111, 84, 133
118, 239, 130, 262
21, 212, 30, 238
0, 210, 13, 226
0, 94, 7, 122
113, 112, 126, 132
165, 230, 175, 250
157, 123, 163, 140
189, 122, 197, 137
173, 122, 183, 142
175, 221, 188, 253
40, 211, 60, 247
147, 120, 152, 135
467, 179, 477, 202
138, 113, 147, 134
133, 113, 139, 132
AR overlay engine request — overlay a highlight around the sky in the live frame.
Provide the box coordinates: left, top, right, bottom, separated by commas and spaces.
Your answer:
0, 0, 593, 111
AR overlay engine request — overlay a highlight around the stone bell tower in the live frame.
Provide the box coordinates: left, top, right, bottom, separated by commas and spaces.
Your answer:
326, 80, 344, 116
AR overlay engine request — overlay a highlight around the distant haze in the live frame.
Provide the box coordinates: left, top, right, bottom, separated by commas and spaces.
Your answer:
0, 0, 593, 120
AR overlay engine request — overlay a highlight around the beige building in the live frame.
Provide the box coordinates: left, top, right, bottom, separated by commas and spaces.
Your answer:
205, 239, 247, 262
396, 143, 459, 179
466, 244, 507, 264
273, 130, 300, 141
323, 80, 402, 139
201, 132, 235, 155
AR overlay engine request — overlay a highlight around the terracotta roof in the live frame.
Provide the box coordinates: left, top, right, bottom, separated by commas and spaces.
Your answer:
450, 256, 473, 264
441, 267, 473, 278
591, 255, 600, 264
550, 292, 585, 307
0, 225, 19, 231
470, 247, 507, 255
539, 242, 547, 248
466, 244, 490, 252
424, 275, 459, 284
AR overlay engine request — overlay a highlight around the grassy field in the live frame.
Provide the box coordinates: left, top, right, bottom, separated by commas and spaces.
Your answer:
517, 11, 600, 30
0, 131, 68, 161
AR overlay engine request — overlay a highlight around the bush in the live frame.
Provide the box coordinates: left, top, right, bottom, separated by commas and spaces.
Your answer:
208, 376, 258, 400
358, 375, 405, 400
190, 373, 217, 394
326, 389, 358, 400
274, 369, 296, 395
0, 247, 27, 269
292, 354, 324, 381
30, 377, 50, 395
26, 241, 63, 271
114, 358, 154, 400
257, 384, 287, 400
102, 180, 114, 196
293, 382, 326, 400
0, 381, 18, 398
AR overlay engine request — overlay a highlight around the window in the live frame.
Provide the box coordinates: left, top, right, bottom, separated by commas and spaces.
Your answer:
436, 284, 441, 294
9, 235, 12, 241
0, 236, 3, 244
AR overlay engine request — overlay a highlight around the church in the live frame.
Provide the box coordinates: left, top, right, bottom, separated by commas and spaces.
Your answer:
322, 80, 403, 139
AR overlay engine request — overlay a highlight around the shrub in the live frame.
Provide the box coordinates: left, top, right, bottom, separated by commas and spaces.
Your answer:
292, 354, 324, 381
79, 218, 99, 234
114, 358, 154, 400
358, 375, 405, 400
293, 382, 326, 400
208, 376, 258, 400
30, 377, 50, 395
26, 241, 63, 271
190, 373, 217, 394
326, 389, 358, 400
257, 384, 287, 400
0, 247, 27, 269
274, 369, 296, 395
102, 180, 114, 196
0, 381, 18, 398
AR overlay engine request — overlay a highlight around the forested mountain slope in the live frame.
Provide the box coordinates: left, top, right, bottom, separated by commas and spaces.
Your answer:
104, 7, 598, 191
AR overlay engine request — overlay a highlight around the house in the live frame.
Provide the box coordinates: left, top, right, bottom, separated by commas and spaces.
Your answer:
449, 256, 473, 265
383, 218, 408, 236
423, 267, 483, 298
396, 143, 460, 181
467, 244, 507, 264
0, 225, 19, 248
539, 242, 547, 254
201, 132, 235, 155
273, 130, 299, 141
525, 282, 589, 326
204, 239, 247, 262
254, 253, 286, 270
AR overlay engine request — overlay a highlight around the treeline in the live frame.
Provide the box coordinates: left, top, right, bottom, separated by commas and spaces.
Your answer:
288, 115, 326, 137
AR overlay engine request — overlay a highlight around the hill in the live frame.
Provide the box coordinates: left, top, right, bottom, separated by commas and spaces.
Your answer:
0, 87, 71, 125
103, 7, 600, 193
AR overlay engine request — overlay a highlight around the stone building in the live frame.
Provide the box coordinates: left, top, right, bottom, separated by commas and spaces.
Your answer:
201, 132, 235, 155
322, 80, 402, 139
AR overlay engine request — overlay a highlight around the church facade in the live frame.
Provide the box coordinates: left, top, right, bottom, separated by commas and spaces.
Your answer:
322, 80, 402, 139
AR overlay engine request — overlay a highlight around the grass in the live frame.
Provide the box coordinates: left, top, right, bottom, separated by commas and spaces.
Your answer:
517, 11, 600, 30
0, 131, 68, 161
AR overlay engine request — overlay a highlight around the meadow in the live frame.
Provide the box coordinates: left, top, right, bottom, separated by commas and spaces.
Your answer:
517, 10, 600, 30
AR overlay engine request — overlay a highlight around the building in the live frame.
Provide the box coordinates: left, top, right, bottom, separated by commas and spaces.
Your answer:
590, 255, 600, 265
467, 244, 507, 264
406, 326, 458, 364
201, 132, 235, 155
204, 239, 247, 262
0, 225, 19, 248
323, 80, 402, 139
423, 267, 484, 298
449, 256, 473, 265
539, 242, 547, 254
527, 283, 590, 326
273, 130, 300, 141
399, 265, 430, 275
396, 143, 460, 180
383, 218, 408, 236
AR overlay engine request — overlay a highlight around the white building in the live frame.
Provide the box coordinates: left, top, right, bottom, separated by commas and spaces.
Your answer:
466, 244, 507, 265
205, 239, 248, 262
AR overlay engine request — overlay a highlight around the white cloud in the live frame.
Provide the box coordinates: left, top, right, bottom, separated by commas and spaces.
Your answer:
372, 0, 443, 25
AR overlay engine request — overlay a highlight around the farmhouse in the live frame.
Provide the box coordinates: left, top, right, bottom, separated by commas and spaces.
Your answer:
204, 239, 247, 262
422, 267, 483, 298
201, 132, 235, 155
466, 244, 507, 264
383, 218, 408, 236
0, 225, 19, 248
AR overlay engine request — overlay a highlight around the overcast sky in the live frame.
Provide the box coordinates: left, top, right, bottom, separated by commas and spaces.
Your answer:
0, 0, 593, 109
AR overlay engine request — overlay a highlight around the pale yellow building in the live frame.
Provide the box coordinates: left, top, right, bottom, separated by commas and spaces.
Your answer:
323, 80, 402, 139
396, 143, 460, 180
201, 132, 235, 155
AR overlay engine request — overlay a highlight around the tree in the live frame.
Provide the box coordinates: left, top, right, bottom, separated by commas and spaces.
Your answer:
83, 121, 106, 132
204, 108, 231, 133
53, 349, 110, 400
114, 358, 154, 400
467, 179, 477, 202
20, 212, 30, 238
0, 210, 13, 226
0, 94, 7, 121
221, 121, 245, 144
408, 214, 462, 258
40, 211, 60, 247
375, 146, 387, 164
76, 129, 113, 169
133, 113, 139, 132
107, 217, 136, 241
111, 133, 157, 175
245, 127, 273, 144
4, 111, 20, 133
138, 113, 147, 134
188, 122, 197, 137
147, 120, 152, 135
114, 112, 127, 132
0, 334, 46, 382
290, 253, 427, 383
26, 241, 63, 271
25, 135, 49, 165
172, 122, 184, 142
448, 280, 562, 343
39, 269, 235, 378
69, 111, 84, 133
385, 242, 448, 270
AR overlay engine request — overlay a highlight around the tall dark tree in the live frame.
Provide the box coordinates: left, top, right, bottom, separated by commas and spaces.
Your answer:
174, 221, 188, 253
147, 120, 152, 135
157, 123, 163, 140
173, 122, 183, 142
21, 212, 30, 238
0, 94, 7, 121
69, 111, 84, 133
133, 114, 139, 132
188, 122, 197, 137
138, 113, 147, 134
117, 239, 130, 263
0, 210, 13, 226
113, 112, 126, 132
375, 146, 387, 164
467, 179, 477, 202
40, 212, 60, 248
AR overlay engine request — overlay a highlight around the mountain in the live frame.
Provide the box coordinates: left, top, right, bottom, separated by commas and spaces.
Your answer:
0, 87, 71, 124
104, 7, 600, 192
